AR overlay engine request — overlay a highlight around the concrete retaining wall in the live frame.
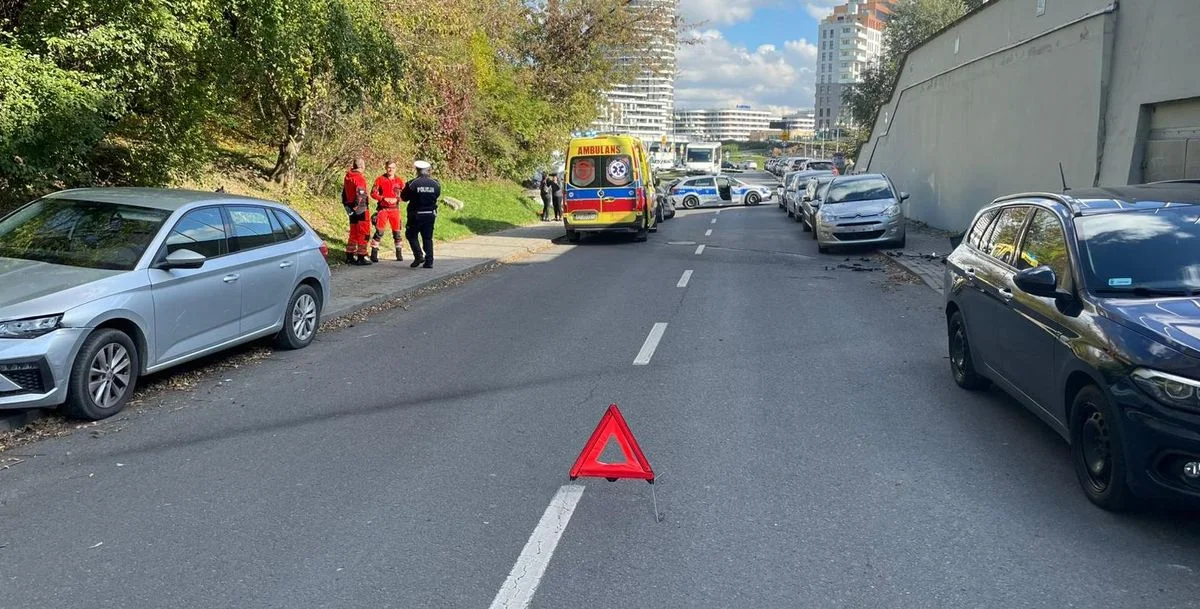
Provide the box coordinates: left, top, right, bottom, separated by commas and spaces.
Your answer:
861, 0, 1200, 231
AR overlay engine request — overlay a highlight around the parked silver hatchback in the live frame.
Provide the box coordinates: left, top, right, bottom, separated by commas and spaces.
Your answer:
0, 188, 332, 420
814, 174, 909, 254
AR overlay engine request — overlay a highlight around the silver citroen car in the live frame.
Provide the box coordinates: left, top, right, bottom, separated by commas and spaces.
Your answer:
814, 174, 909, 254
0, 188, 332, 420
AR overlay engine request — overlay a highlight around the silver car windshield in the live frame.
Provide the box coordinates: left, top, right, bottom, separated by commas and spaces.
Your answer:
0, 198, 170, 271
825, 178, 893, 205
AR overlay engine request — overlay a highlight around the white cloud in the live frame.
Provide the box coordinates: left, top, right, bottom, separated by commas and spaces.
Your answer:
803, 0, 841, 21
679, 0, 775, 26
675, 31, 819, 114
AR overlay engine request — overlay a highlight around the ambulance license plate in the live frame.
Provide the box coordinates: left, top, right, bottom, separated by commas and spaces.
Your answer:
574, 211, 597, 221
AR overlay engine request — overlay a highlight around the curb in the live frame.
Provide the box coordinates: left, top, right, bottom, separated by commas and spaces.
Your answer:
0, 408, 50, 433
1, 232, 564, 433
882, 252, 946, 296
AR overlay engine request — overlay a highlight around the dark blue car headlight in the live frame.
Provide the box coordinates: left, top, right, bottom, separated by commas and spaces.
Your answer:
0, 315, 62, 339
1133, 368, 1200, 413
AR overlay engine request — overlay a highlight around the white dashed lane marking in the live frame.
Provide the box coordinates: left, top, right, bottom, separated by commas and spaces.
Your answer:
488, 485, 585, 609
633, 323, 669, 366
677, 270, 693, 288
694, 245, 705, 255
705, 229, 712, 237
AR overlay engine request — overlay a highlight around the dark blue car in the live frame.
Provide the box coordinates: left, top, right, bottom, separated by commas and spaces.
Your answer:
944, 181, 1200, 511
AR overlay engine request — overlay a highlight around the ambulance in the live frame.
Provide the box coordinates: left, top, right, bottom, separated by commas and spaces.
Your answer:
563, 134, 658, 243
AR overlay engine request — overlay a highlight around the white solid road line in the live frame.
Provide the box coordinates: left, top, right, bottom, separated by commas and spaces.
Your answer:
705, 229, 713, 237
633, 323, 669, 366
710, 218, 717, 224
694, 244, 705, 255
677, 270, 693, 288
488, 485, 585, 609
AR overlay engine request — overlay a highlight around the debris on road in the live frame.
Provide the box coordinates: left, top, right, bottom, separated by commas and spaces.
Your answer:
826, 262, 883, 272
885, 250, 947, 264
89, 542, 103, 549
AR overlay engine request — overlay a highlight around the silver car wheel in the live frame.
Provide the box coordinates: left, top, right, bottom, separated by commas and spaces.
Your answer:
88, 343, 132, 409
292, 293, 318, 341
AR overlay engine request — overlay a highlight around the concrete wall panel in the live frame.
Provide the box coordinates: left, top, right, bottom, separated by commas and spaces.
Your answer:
860, 0, 1200, 231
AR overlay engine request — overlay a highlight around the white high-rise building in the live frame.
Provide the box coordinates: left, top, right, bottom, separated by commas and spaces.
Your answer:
815, 0, 897, 133
591, 0, 678, 142
673, 107, 773, 142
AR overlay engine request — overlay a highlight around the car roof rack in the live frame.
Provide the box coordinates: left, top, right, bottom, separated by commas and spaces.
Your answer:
991, 191, 1080, 213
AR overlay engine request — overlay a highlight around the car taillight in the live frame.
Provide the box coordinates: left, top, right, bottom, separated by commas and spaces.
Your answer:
319, 242, 329, 257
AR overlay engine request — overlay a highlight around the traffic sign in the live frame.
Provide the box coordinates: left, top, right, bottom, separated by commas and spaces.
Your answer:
569, 404, 655, 482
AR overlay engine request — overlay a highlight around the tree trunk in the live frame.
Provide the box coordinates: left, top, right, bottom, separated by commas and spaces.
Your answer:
270, 109, 305, 185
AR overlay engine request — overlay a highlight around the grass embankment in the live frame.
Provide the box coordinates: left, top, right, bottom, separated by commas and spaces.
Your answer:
180, 144, 543, 262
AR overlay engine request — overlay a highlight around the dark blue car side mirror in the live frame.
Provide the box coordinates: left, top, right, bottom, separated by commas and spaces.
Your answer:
1014, 266, 1059, 298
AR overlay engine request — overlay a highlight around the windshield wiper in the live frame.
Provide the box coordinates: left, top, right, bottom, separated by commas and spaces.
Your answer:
1093, 286, 1200, 297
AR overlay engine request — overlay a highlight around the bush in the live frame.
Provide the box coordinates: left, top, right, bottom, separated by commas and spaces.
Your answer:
0, 44, 112, 210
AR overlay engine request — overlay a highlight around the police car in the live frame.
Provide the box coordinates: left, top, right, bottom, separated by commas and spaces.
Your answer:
668, 175, 773, 209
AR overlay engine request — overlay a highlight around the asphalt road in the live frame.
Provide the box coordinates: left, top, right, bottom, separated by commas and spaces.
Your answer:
3, 200, 1200, 609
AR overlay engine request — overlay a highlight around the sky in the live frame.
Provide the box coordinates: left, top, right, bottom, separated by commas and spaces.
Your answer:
675, 0, 844, 115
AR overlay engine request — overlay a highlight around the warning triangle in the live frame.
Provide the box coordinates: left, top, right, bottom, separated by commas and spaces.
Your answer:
569, 404, 655, 483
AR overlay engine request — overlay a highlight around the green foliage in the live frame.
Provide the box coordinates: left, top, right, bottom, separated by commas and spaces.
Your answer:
1, 0, 675, 213
0, 44, 112, 204
842, 59, 895, 132
882, 0, 967, 68
13, 0, 225, 184
842, 0, 969, 131
218, 0, 402, 182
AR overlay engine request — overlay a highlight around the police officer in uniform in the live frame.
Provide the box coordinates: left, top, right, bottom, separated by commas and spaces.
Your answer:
401, 160, 441, 269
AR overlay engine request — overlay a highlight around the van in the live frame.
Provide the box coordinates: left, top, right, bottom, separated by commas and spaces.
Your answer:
563, 134, 658, 243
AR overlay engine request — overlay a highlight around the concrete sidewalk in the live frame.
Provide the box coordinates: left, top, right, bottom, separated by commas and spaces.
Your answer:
325, 222, 565, 319
882, 224, 957, 296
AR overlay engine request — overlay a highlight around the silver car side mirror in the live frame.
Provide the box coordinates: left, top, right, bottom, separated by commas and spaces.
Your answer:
158, 248, 207, 270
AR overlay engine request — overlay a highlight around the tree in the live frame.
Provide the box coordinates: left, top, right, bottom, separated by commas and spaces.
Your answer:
10, 0, 226, 185
841, 0, 968, 135
882, 0, 966, 68
842, 58, 894, 131
219, 0, 401, 184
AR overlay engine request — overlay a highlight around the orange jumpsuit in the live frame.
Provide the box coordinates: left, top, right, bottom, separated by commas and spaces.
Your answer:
343, 169, 371, 259
370, 174, 406, 259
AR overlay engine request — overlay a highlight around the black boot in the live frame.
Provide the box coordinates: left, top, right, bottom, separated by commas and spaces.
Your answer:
357, 255, 372, 265
395, 248, 403, 261
422, 260, 433, 269
410, 258, 424, 268
345, 252, 354, 264
370, 247, 379, 263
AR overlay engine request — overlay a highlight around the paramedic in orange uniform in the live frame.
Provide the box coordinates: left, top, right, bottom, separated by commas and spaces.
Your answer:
343, 158, 372, 265
369, 161, 406, 262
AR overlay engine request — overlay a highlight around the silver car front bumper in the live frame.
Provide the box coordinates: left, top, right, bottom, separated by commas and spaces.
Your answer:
0, 328, 88, 410
817, 216, 906, 245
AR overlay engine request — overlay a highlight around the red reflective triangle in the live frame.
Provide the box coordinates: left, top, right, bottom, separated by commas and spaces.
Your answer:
569, 404, 655, 482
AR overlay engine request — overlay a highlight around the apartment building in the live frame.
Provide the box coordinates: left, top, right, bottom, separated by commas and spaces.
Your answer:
591, 0, 679, 142
815, 0, 898, 132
